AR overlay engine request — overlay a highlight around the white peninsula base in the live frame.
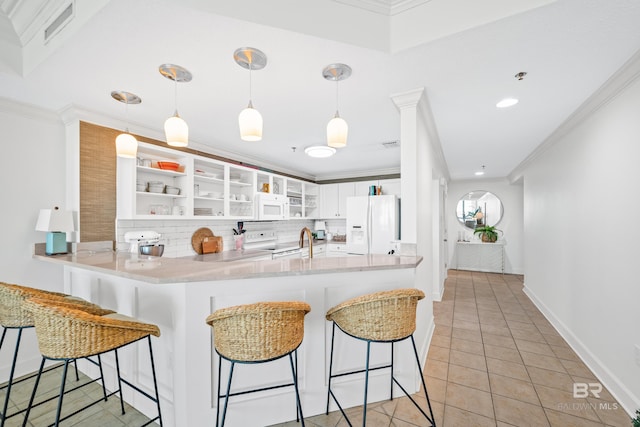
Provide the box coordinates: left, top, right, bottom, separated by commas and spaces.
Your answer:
54, 254, 428, 427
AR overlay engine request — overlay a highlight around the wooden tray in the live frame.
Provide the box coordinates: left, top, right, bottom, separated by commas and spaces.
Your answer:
191, 227, 214, 254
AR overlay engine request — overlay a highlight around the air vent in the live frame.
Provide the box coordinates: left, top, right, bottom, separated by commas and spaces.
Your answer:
382, 140, 400, 149
44, 2, 74, 43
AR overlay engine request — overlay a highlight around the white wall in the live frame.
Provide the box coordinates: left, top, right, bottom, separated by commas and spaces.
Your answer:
518, 59, 640, 413
447, 179, 524, 274
0, 99, 67, 378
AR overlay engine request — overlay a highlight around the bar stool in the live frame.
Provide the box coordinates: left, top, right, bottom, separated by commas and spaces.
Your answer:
22, 297, 163, 427
0, 282, 109, 426
325, 288, 436, 426
206, 301, 311, 427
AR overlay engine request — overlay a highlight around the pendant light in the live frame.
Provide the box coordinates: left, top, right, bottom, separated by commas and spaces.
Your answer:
234, 47, 267, 141
159, 64, 192, 147
323, 63, 352, 148
111, 91, 141, 158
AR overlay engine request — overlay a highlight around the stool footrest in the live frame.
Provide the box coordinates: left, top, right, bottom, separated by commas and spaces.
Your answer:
221, 381, 296, 399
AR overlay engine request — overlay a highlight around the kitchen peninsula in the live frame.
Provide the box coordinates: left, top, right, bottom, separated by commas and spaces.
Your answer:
35, 248, 425, 427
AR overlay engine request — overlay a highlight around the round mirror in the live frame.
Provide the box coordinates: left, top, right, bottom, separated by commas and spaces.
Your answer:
456, 191, 504, 229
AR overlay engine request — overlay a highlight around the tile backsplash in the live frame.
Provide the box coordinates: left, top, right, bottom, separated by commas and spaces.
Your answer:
116, 219, 347, 258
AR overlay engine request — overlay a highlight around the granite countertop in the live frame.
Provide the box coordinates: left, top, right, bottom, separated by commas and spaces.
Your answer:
33, 245, 422, 284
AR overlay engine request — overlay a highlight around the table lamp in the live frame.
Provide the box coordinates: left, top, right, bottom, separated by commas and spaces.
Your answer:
35, 207, 75, 255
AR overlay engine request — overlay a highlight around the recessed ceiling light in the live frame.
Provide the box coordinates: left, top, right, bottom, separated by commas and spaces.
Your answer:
496, 98, 519, 108
305, 145, 336, 158
475, 171, 485, 176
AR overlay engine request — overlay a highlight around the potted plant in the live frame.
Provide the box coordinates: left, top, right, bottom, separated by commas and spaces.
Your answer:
474, 225, 502, 243
632, 410, 640, 427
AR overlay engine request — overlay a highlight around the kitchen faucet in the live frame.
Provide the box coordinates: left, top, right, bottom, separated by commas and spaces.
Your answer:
299, 227, 313, 258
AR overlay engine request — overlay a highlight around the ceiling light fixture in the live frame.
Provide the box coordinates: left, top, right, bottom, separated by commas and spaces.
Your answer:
159, 64, 192, 147
234, 47, 267, 142
475, 165, 486, 176
111, 91, 141, 158
305, 145, 336, 158
323, 63, 352, 148
496, 97, 518, 108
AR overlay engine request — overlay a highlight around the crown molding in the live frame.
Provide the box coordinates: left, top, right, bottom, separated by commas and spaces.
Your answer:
0, 96, 61, 123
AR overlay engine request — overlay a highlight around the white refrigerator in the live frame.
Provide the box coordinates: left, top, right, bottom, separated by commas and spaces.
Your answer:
346, 195, 400, 255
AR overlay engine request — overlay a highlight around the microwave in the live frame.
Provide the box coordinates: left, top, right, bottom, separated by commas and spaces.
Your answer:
255, 193, 288, 220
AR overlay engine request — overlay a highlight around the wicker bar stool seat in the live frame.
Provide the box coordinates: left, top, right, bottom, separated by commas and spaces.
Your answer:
206, 301, 311, 427
22, 297, 163, 427
0, 282, 110, 426
325, 288, 436, 426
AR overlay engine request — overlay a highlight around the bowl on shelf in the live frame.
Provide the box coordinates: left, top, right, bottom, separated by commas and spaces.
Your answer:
166, 186, 181, 195
157, 161, 180, 171
148, 183, 165, 193
139, 244, 164, 257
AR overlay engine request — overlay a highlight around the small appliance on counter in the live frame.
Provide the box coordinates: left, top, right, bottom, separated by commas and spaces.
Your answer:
124, 231, 163, 257
314, 221, 326, 240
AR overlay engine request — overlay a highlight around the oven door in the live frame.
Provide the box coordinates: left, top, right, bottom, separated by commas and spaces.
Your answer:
271, 248, 302, 260
256, 193, 288, 220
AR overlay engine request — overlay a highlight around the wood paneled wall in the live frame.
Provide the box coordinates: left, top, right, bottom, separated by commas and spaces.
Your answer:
79, 122, 118, 242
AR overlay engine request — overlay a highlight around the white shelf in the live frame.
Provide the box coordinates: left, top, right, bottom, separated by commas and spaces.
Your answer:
137, 166, 186, 177
137, 192, 186, 198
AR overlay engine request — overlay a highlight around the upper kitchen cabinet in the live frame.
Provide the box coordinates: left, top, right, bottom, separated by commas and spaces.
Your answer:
228, 165, 255, 218
354, 178, 401, 197
304, 183, 318, 219
117, 143, 190, 219
193, 157, 226, 218
319, 182, 355, 218
286, 179, 318, 219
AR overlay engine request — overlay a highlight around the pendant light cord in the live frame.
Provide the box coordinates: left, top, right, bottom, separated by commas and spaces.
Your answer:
248, 62, 253, 107
335, 79, 340, 117
124, 101, 130, 133
174, 78, 179, 117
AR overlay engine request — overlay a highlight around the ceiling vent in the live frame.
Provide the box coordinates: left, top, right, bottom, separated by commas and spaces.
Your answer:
382, 140, 400, 149
44, 2, 74, 43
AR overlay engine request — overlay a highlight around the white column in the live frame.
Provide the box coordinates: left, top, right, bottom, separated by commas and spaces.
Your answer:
391, 88, 424, 251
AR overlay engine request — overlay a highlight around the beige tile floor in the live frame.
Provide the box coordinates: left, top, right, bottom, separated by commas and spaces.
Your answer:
2, 271, 634, 426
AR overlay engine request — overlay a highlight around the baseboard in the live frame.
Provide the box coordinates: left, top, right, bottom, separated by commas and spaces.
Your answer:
524, 285, 639, 417
419, 315, 436, 371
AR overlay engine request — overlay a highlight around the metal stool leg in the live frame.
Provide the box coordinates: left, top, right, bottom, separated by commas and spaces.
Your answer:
53, 360, 71, 427
97, 354, 108, 402
219, 361, 235, 427
216, 356, 222, 427
390, 341, 394, 400
21, 358, 46, 427
325, 322, 336, 415
1, 327, 23, 426
288, 352, 305, 426
147, 336, 163, 427
114, 349, 126, 415
411, 335, 436, 426
362, 341, 371, 427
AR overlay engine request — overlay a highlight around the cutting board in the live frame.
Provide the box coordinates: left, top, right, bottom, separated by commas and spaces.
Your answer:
191, 227, 218, 254
202, 236, 223, 254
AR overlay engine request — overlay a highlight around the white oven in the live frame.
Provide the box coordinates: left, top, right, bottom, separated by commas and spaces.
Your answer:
255, 193, 288, 220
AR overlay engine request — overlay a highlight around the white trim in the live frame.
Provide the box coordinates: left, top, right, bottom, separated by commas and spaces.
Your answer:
523, 285, 639, 417
333, 0, 430, 16
0, 96, 61, 123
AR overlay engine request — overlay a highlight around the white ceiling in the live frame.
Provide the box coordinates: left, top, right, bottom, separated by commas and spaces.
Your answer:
1, 0, 639, 181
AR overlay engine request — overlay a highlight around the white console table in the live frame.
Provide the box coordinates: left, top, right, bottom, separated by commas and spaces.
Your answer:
456, 241, 505, 273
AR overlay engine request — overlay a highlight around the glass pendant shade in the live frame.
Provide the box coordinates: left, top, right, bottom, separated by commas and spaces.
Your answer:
239, 103, 263, 141
327, 113, 348, 148
164, 114, 189, 147
116, 132, 137, 158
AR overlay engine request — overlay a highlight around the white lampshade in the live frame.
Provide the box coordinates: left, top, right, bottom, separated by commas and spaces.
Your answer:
35, 208, 75, 232
164, 115, 189, 147
327, 114, 348, 148
239, 106, 263, 141
115, 132, 138, 158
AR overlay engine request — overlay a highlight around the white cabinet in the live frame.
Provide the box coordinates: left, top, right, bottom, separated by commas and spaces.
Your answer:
326, 243, 348, 257
354, 178, 401, 197
456, 242, 505, 273
286, 179, 318, 219
319, 183, 354, 218
312, 244, 326, 258
118, 142, 258, 220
